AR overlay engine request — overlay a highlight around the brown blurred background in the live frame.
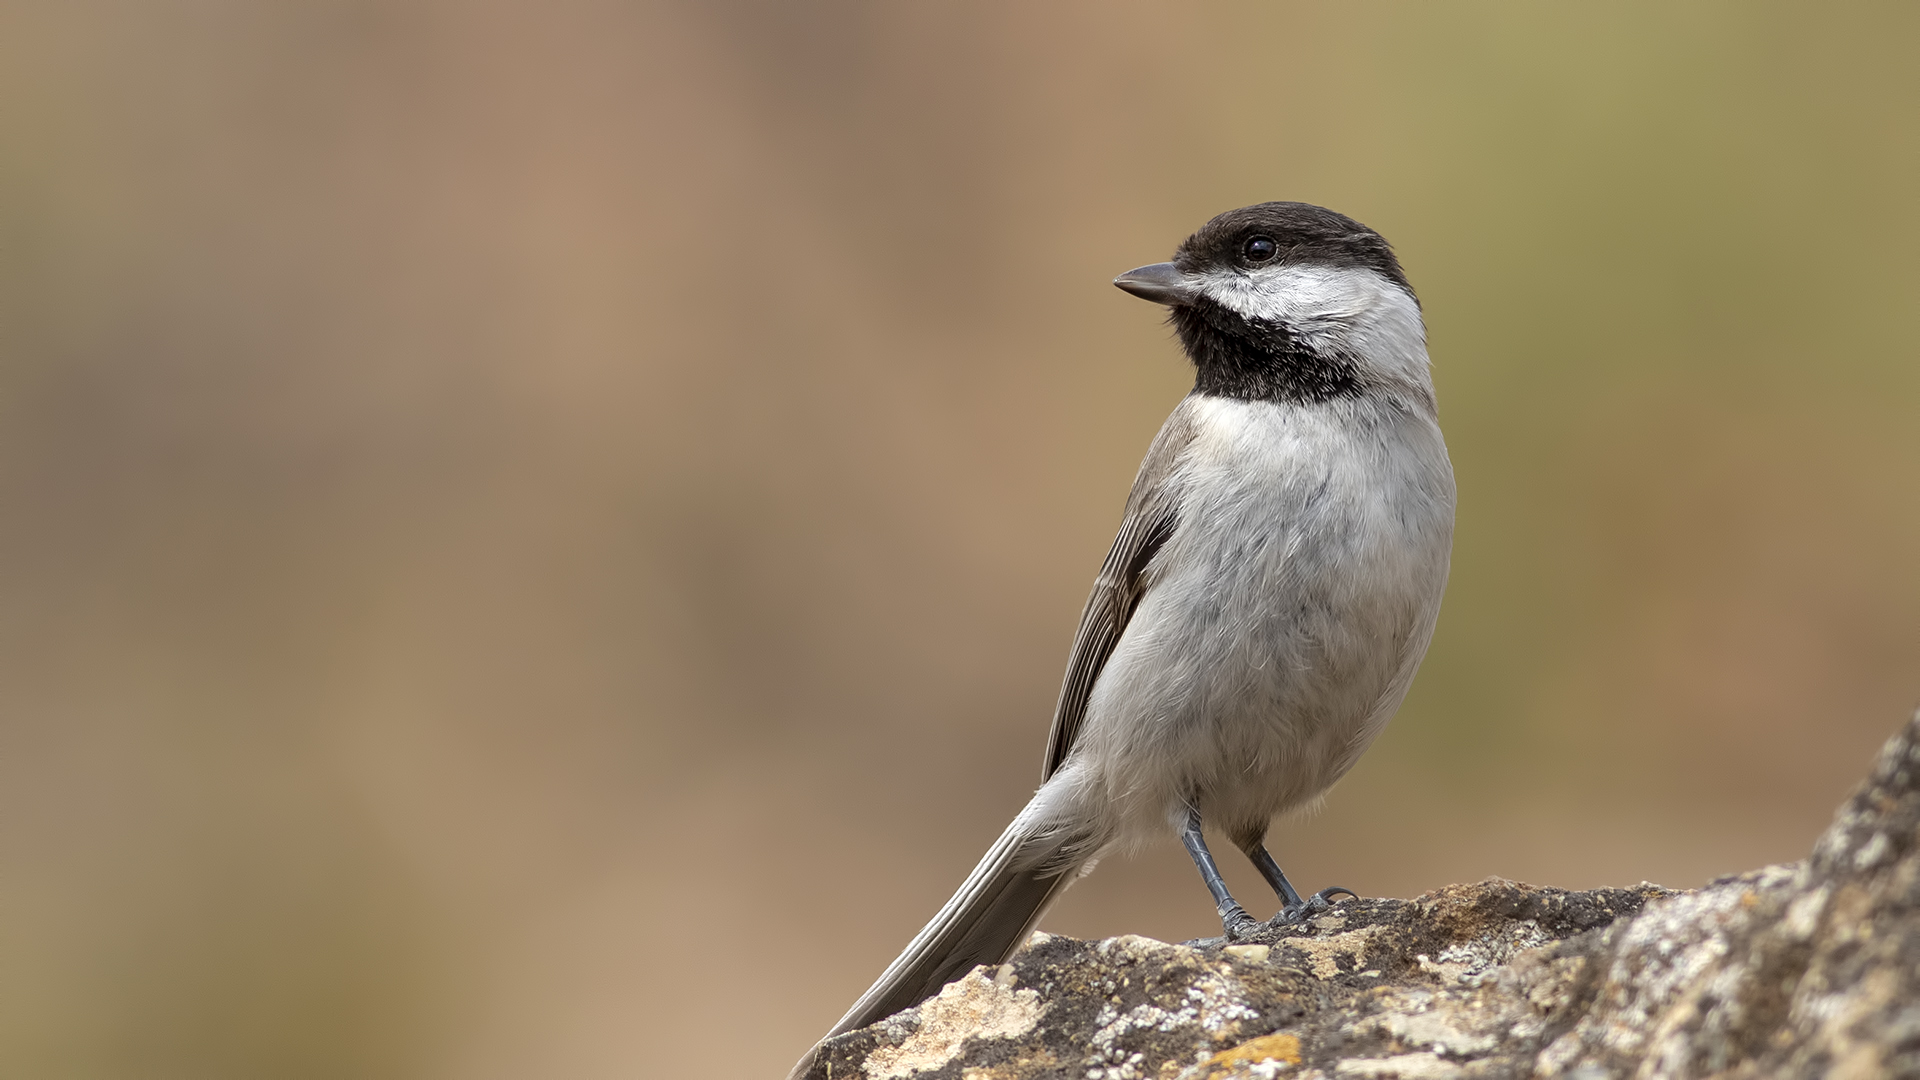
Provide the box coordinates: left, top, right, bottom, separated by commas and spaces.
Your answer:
1, 2, 1917, 1076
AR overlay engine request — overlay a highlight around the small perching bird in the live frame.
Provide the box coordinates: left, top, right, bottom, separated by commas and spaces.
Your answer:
791, 202, 1455, 1078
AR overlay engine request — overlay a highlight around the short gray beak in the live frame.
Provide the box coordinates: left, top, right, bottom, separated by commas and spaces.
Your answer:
1112, 262, 1195, 305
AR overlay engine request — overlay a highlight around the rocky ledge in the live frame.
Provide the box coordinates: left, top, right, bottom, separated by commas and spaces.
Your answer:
802, 712, 1920, 1079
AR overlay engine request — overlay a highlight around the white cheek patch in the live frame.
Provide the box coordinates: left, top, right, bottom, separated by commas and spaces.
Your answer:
1193, 264, 1429, 387
1194, 264, 1380, 326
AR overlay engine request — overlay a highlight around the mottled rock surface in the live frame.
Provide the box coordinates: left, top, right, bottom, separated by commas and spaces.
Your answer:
802, 713, 1920, 1079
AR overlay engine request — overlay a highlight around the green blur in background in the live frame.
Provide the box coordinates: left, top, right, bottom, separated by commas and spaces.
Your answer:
1, 2, 1916, 1077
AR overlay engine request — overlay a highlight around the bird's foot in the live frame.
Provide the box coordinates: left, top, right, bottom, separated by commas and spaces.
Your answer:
1272, 886, 1359, 926
1221, 901, 1264, 941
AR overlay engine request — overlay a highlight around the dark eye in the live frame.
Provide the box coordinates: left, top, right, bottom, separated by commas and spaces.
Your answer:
1244, 235, 1278, 262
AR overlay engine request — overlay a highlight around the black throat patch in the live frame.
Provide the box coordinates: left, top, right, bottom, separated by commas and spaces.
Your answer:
1170, 298, 1361, 405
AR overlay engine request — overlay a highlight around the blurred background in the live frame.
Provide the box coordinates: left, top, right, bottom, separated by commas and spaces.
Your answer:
2, 1, 1917, 1076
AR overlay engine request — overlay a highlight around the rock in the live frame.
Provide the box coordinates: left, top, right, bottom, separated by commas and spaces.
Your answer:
800, 712, 1920, 1079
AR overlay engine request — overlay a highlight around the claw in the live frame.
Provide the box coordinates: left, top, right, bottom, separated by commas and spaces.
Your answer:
1272, 886, 1360, 925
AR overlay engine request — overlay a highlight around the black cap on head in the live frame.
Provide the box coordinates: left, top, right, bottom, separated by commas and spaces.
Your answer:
1173, 202, 1415, 302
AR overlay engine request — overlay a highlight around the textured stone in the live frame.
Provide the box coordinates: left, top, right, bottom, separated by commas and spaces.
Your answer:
802, 712, 1920, 1080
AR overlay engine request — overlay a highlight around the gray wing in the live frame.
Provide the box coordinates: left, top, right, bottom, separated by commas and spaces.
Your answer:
1041, 402, 1196, 781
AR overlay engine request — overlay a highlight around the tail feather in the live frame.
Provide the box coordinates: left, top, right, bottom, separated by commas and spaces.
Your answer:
788, 805, 1088, 1079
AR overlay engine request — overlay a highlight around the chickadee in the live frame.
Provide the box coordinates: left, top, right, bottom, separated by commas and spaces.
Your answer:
793, 203, 1454, 1075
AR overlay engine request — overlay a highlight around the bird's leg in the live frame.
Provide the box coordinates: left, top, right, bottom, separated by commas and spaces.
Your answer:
1178, 807, 1262, 939
1244, 843, 1358, 924
1244, 845, 1305, 910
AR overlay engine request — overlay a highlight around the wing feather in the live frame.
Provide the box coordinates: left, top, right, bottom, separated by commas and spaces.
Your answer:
1041, 401, 1197, 781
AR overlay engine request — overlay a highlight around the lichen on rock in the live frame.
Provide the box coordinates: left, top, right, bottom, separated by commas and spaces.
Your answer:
801, 712, 1920, 1079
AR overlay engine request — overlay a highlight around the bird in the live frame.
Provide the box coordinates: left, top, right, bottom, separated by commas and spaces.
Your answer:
791, 202, 1455, 1077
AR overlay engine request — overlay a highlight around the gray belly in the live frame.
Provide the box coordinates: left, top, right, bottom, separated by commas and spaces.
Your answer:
1068, 400, 1453, 844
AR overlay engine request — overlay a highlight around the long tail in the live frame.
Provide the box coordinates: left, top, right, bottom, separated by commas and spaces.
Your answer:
787, 800, 1091, 1079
